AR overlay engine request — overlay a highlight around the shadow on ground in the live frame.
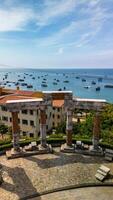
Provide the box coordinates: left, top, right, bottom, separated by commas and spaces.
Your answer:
1, 164, 41, 200
25, 150, 108, 169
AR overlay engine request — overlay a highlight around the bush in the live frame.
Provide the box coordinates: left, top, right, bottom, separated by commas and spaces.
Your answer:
0, 143, 12, 151
49, 133, 64, 139
0, 139, 11, 145
1, 137, 113, 151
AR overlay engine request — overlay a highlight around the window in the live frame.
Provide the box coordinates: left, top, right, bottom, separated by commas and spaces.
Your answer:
52, 122, 55, 127
22, 119, 28, 125
57, 108, 60, 112
53, 107, 55, 110
30, 133, 34, 137
30, 110, 33, 115
18, 119, 20, 124
10, 117, 12, 122
57, 115, 60, 119
53, 114, 55, 118
22, 110, 27, 114
2, 116, 8, 121
30, 120, 34, 126
46, 125, 48, 130
23, 131, 26, 136
1, 106, 7, 111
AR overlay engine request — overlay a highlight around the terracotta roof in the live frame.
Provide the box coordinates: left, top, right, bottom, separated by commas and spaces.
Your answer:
53, 100, 64, 107
15, 90, 34, 96
0, 95, 34, 105
2, 88, 17, 94
2, 88, 35, 96
0, 88, 65, 107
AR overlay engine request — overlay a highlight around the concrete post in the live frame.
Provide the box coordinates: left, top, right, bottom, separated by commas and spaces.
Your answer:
12, 111, 20, 152
66, 109, 73, 146
39, 107, 47, 148
0, 164, 3, 184
92, 112, 101, 151
61, 108, 74, 152
38, 106, 52, 153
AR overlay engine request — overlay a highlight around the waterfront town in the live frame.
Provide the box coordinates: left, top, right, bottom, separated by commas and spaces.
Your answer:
0, 0, 113, 199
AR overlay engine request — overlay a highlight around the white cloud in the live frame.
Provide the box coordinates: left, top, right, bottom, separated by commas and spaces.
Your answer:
35, 0, 78, 26
57, 47, 64, 55
0, 8, 33, 31
0, 0, 78, 31
35, 0, 113, 50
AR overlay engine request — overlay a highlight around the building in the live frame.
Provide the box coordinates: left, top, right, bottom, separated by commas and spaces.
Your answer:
0, 87, 65, 138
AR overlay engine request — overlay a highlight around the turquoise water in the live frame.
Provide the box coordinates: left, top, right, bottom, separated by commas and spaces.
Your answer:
0, 68, 113, 102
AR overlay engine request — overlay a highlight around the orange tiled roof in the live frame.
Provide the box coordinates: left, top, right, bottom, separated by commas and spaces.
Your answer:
15, 90, 34, 96
2, 88, 35, 96
53, 100, 64, 107
2, 88, 17, 94
0, 95, 34, 105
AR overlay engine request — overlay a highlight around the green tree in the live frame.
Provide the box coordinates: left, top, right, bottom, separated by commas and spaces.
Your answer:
100, 104, 113, 143
56, 121, 66, 134
73, 112, 94, 139
0, 123, 8, 139
101, 104, 113, 130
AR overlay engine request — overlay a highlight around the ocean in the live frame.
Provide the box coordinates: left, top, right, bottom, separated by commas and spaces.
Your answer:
0, 68, 113, 103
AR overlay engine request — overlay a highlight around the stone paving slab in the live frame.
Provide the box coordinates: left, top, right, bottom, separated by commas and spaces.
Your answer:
0, 148, 113, 200
31, 186, 113, 200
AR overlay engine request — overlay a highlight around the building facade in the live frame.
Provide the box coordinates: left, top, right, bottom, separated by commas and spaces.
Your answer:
0, 88, 65, 138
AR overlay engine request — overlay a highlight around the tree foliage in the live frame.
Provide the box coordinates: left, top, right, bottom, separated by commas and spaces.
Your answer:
73, 112, 94, 138
0, 123, 8, 138
55, 104, 113, 145
55, 121, 66, 134
100, 104, 113, 144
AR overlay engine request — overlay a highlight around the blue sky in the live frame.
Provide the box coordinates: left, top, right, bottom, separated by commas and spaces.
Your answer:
0, 0, 113, 68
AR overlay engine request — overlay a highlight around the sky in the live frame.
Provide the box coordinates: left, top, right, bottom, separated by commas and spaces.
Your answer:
0, 0, 113, 68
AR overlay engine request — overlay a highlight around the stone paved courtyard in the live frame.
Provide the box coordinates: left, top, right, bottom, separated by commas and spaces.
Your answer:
31, 186, 113, 200
0, 148, 113, 200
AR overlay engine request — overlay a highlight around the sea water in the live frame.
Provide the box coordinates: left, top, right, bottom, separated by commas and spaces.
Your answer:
0, 68, 113, 102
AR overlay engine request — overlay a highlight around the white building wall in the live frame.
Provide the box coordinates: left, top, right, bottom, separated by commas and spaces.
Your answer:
0, 105, 65, 137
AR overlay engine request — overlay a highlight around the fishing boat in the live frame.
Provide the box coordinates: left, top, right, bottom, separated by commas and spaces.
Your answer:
27, 84, 33, 88
104, 84, 113, 88
15, 82, 19, 86
21, 83, 28, 86
98, 77, 103, 82
53, 82, 57, 85
63, 80, 69, 83
91, 81, 96, 85
18, 79, 24, 82
82, 78, 86, 82
41, 84, 47, 87
96, 86, 100, 91
84, 86, 90, 89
